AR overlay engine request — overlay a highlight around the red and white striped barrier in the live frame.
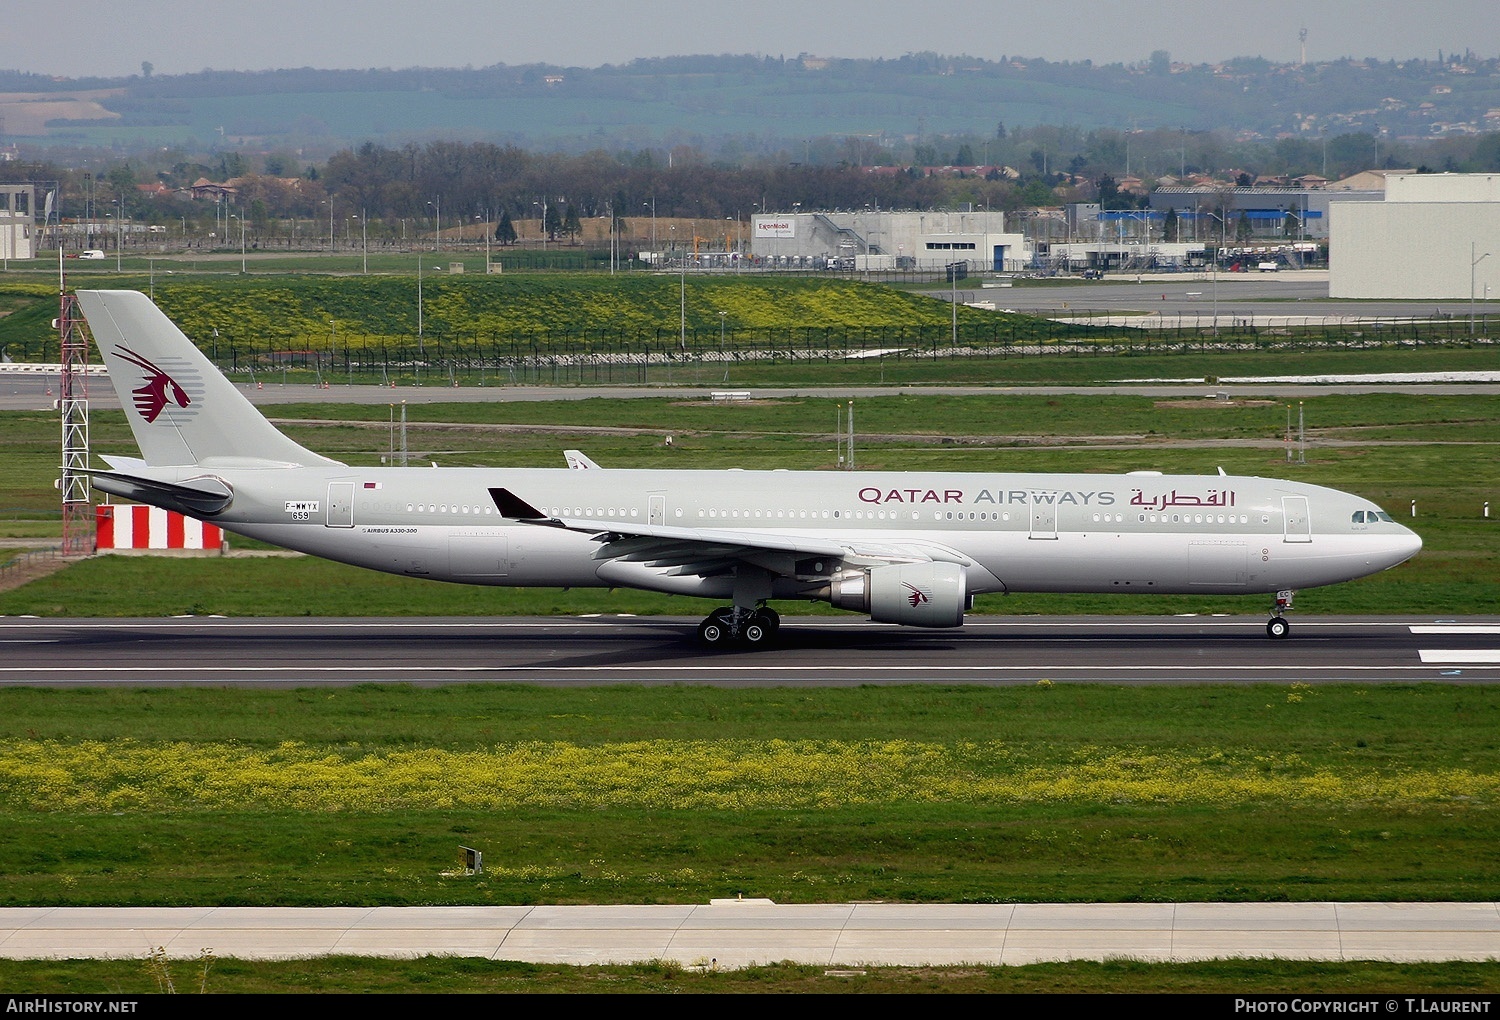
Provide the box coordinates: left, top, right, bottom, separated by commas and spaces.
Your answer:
96, 505, 223, 551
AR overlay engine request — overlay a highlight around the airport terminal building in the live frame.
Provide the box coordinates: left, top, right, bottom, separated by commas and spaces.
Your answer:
1330, 173, 1500, 300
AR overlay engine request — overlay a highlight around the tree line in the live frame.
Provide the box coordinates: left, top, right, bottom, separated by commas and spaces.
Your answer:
4, 128, 1498, 243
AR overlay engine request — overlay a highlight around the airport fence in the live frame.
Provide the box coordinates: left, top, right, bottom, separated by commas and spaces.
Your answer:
207, 313, 1496, 387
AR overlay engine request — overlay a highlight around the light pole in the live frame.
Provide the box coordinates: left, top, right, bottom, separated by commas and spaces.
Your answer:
235, 210, 246, 274
1471, 241, 1491, 335
361, 209, 368, 274
675, 225, 686, 350
428, 198, 440, 252
328, 199, 334, 252
1204, 210, 1227, 331
608, 202, 616, 275
417, 255, 424, 346
951, 262, 958, 345
644, 197, 656, 256
115, 197, 123, 272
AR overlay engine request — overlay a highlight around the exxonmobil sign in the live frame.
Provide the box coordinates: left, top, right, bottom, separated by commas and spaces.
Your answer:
754, 217, 795, 238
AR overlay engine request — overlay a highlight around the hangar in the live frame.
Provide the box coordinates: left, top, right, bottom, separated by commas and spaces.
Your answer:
1330, 173, 1500, 301
750, 209, 1030, 273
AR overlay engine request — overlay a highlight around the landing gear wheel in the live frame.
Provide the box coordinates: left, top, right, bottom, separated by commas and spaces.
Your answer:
740, 608, 781, 647
1266, 617, 1290, 640
698, 613, 732, 646
740, 617, 772, 647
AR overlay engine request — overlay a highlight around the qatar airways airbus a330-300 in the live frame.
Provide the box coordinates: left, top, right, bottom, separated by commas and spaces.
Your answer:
76, 289, 1421, 648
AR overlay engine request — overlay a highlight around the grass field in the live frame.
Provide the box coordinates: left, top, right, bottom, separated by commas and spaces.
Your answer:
0, 684, 1496, 992
3, 953, 1497, 995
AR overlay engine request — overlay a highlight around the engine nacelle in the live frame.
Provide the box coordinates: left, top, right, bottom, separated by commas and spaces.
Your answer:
828, 561, 967, 628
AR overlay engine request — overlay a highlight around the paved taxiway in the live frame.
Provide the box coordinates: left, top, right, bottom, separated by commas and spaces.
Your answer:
2, 901, 1497, 965
1, 615, 1498, 685
3, 371, 1498, 414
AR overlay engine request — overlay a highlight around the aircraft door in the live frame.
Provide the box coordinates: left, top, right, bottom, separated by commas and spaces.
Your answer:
1282, 495, 1311, 543
1029, 492, 1058, 540
326, 482, 355, 528
649, 493, 666, 526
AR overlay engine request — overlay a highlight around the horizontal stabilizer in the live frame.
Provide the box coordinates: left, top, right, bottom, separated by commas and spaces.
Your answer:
91, 471, 234, 516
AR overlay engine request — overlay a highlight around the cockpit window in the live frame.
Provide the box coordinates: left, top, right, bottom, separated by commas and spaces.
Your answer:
1351, 511, 1367, 523
1354, 508, 1396, 524
1375, 511, 1394, 522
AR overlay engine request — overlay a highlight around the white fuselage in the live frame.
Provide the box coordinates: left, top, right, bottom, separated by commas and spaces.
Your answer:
189, 465, 1422, 601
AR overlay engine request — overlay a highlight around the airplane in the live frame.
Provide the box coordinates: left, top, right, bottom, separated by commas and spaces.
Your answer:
564, 449, 601, 470
75, 289, 1422, 647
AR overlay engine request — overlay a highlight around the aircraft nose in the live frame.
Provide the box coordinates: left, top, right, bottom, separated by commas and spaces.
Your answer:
1384, 526, 1423, 569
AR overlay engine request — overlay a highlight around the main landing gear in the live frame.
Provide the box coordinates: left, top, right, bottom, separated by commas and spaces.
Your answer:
697, 605, 782, 648
1266, 589, 1294, 639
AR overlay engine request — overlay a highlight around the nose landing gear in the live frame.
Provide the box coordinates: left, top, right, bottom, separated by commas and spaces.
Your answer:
1266, 589, 1294, 639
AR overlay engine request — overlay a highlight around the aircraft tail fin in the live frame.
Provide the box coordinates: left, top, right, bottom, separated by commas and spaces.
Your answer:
76, 290, 340, 468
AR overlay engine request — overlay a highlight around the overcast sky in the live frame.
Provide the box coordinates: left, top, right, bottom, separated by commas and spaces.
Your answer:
6, 0, 1497, 79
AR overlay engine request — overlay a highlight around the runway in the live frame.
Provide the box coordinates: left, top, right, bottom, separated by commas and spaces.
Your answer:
2, 901, 1497, 966
1, 615, 1498, 685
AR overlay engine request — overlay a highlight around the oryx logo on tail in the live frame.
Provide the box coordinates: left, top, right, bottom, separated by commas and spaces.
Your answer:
112, 344, 190, 422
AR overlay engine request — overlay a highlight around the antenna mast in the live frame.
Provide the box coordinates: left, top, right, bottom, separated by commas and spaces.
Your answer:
57, 280, 93, 558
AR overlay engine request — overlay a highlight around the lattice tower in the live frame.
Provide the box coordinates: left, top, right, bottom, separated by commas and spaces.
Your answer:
57, 291, 93, 557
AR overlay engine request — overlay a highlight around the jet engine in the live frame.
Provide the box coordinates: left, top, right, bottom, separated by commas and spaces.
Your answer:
826, 561, 967, 627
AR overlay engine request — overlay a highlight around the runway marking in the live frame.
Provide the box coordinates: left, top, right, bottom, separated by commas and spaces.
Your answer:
1420, 650, 1500, 664
1412, 627, 1500, 666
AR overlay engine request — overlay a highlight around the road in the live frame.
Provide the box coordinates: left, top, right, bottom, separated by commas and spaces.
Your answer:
1, 615, 1497, 686
4, 371, 1500, 414
3, 901, 1497, 966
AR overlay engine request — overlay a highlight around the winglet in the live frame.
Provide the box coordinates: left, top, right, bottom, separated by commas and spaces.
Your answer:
564, 449, 601, 470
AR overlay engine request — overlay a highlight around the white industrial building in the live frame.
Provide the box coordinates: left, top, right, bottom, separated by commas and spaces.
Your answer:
750, 210, 1030, 272
0, 184, 36, 261
1330, 173, 1500, 300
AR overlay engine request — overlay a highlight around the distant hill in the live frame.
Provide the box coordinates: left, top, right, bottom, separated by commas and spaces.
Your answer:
4, 52, 1498, 158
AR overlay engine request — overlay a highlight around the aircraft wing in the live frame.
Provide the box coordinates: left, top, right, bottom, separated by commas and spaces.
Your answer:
490, 487, 970, 579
